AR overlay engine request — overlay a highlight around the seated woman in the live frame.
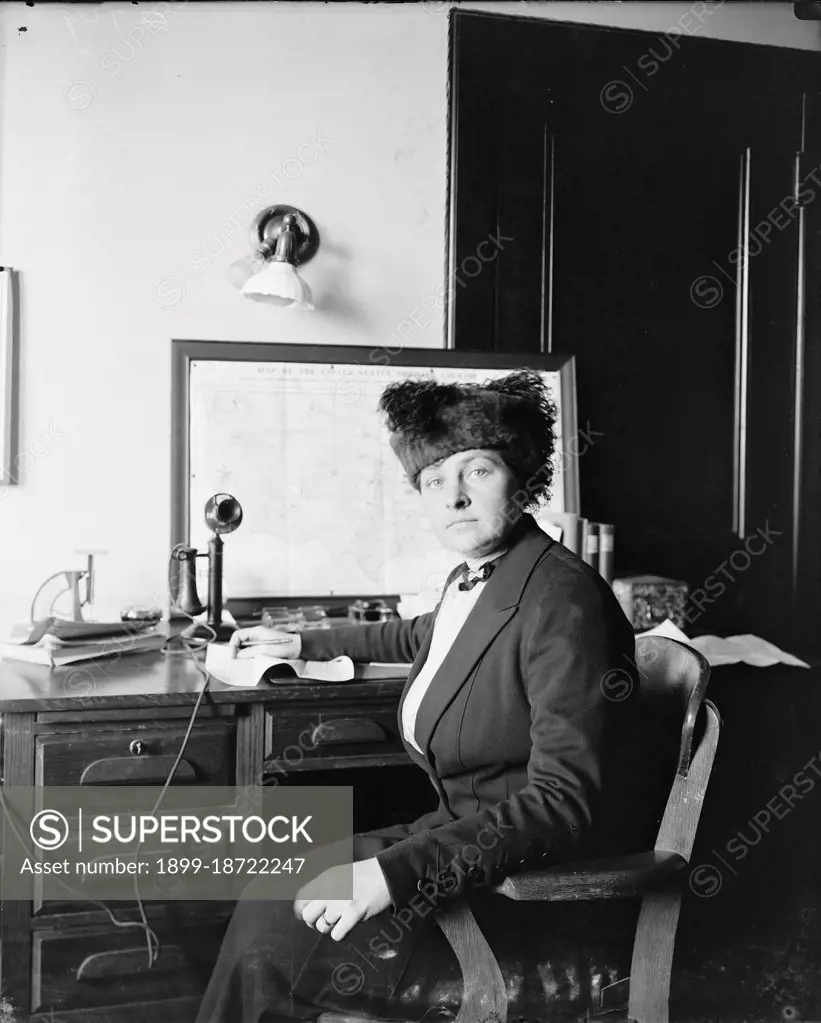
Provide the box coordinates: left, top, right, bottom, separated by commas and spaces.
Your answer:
196, 370, 660, 1023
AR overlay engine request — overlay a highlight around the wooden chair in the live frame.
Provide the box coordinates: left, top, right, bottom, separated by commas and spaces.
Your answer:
319, 635, 719, 1023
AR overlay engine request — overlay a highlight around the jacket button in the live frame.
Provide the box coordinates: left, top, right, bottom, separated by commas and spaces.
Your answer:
439, 870, 457, 892
417, 879, 426, 892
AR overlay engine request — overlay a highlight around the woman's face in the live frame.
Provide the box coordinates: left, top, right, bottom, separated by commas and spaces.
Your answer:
418, 448, 522, 558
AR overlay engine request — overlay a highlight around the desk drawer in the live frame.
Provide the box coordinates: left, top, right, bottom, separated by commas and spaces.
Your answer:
264, 702, 406, 773
36, 723, 235, 788
31, 921, 226, 1013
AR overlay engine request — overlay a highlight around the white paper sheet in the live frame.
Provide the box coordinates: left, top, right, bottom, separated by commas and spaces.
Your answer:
689, 633, 809, 668
205, 641, 355, 687
635, 619, 809, 668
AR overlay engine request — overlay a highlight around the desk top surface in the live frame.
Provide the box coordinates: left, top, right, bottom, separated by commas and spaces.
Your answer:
0, 642, 816, 715
0, 650, 407, 713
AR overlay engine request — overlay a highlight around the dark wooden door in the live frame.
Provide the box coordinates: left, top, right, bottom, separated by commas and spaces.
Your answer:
449, 11, 821, 653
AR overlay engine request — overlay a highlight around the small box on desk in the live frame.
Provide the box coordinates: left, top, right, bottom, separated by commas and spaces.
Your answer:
612, 575, 689, 631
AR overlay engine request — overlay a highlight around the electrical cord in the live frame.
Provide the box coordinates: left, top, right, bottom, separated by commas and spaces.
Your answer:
126, 549, 218, 966
0, 549, 223, 971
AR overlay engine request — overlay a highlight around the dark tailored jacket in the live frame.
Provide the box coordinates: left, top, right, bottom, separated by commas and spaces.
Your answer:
289, 514, 670, 1013
298, 514, 657, 914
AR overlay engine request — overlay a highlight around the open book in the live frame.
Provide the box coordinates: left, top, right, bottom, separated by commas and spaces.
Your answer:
204, 642, 412, 688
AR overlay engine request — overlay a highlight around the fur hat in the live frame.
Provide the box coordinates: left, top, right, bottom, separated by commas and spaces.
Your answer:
378, 369, 558, 503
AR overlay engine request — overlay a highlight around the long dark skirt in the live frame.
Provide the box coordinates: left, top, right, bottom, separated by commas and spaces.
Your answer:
195, 836, 637, 1023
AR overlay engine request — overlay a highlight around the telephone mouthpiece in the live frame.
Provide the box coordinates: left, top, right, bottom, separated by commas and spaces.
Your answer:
204, 493, 243, 535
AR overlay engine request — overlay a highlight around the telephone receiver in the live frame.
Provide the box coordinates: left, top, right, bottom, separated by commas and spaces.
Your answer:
171, 493, 243, 643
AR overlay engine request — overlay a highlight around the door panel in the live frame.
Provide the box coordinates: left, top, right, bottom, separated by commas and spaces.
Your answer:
449, 10, 821, 650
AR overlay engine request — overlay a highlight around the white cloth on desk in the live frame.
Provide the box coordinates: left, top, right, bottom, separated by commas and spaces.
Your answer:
401, 549, 507, 754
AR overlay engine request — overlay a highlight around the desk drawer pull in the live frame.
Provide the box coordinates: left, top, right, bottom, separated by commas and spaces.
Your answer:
76, 945, 185, 981
80, 755, 196, 785
37, 726, 234, 788
311, 719, 387, 746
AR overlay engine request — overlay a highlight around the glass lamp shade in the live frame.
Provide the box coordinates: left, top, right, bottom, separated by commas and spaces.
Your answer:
240, 259, 314, 309
227, 254, 265, 289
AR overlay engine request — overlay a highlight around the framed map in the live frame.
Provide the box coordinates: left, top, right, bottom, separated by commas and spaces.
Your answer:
171, 341, 578, 600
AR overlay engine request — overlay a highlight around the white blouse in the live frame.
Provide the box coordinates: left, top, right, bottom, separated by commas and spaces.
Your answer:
401, 548, 507, 754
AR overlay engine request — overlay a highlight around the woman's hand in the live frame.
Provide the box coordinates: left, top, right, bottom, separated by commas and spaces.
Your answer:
227, 625, 301, 660
293, 858, 392, 941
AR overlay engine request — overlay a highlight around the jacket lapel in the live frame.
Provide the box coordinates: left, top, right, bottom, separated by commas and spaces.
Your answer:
411, 514, 553, 762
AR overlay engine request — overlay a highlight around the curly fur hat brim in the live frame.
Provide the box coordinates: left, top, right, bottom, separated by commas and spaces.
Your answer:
378, 370, 558, 503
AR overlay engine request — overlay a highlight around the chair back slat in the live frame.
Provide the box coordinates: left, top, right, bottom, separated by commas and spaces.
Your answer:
634, 636, 711, 777
655, 700, 720, 860
632, 638, 719, 859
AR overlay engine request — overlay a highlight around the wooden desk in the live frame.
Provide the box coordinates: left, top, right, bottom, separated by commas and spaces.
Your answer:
4, 650, 820, 1020
0, 650, 412, 1023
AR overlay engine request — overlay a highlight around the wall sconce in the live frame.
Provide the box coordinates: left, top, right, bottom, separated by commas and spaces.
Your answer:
228, 205, 319, 310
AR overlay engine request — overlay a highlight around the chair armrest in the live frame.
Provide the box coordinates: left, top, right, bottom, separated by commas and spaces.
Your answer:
492, 849, 687, 901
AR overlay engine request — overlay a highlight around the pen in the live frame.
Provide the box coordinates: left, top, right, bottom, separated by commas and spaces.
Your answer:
229, 636, 295, 659
236, 638, 294, 646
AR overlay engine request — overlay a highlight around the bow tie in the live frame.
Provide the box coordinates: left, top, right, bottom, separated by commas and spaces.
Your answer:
457, 561, 497, 591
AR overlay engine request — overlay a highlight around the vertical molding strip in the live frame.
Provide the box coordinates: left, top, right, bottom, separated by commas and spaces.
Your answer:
444, 10, 457, 350
0, 267, 19, 485
540, 129, 555, 354
733, 149, 751, 540
732, 155, 743, 534
791, 95, 807, 594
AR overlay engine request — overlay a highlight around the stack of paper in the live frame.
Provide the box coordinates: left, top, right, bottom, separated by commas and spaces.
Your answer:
0, 629, 165, 667
636, 619, 809, 668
